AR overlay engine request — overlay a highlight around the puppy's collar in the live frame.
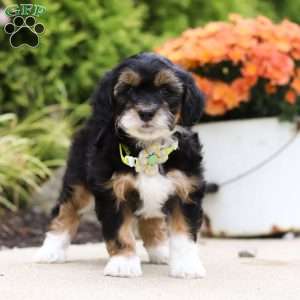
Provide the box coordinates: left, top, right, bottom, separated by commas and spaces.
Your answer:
119, 139, 178, 176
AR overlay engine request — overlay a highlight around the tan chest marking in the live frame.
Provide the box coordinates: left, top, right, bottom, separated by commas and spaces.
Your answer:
105, 173, 136, 209
108, 170, 201, 216
166, 170, 199, 203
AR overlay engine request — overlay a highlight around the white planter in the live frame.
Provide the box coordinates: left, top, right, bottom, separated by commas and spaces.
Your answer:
193, 117, 300, 237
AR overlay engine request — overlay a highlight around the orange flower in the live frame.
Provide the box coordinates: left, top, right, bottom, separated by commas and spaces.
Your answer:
205, 100, 227, 116
211, 82, 239, 109
242, 63, 257, 77
228, 47, 245, 63
192, 75, 214, 95
285, 90, 297, 104
156, 15, 300, 116
232, 77, 255, 101
265, 83, 277, 95
291, 78, 300, 94
291, 49, 300, 60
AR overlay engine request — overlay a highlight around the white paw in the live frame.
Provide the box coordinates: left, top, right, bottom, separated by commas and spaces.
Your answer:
169, 255, 206, 279
147, 242, 169, 264
169, 234, 206, 279
34, 246, 66, 263
34, 232, 70, 263
104, 255, 142, 277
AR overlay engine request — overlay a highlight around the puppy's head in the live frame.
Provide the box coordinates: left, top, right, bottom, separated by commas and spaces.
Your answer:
92, 53, 205, 141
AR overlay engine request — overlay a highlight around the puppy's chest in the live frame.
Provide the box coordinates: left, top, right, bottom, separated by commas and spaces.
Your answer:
134, 172, 175, 218
110, 169, 197, 218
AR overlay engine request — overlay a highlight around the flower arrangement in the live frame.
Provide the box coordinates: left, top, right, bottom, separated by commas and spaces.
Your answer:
156, 15, 300, 120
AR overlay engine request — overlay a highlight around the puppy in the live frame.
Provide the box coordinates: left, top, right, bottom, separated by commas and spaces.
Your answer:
36, 52, 206, 278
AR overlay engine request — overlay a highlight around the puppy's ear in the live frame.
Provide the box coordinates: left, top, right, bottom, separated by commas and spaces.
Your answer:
178, 71, 205, 126
91, 71, 115, 146
91, 71, 115, 123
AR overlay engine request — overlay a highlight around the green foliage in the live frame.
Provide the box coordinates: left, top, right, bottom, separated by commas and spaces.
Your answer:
141, 0, 276, 37
0, 104, 87, 210
269, 0, 300, 24
0, 132, 49, 211
0, 0, 155, 116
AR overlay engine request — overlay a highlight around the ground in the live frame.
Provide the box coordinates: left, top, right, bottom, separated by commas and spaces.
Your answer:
1, 239, 299, 300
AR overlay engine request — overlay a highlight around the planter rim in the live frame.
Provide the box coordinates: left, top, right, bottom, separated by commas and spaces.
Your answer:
198, 116, 292, 126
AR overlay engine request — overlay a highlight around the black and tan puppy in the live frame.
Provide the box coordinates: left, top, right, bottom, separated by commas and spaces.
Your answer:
36, 52, 206, 278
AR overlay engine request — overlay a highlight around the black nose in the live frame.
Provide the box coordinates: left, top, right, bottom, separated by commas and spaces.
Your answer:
138, 110, 156, 122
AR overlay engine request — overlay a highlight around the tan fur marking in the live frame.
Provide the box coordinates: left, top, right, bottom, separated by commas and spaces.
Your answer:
105, 173, 136, 208
174, 110, 181, 124
49, 185, 93, 237
154, 69, 183, 92
169, 203, 190, 236
114, 69, 141, 95
71, 185, 93, 211
167, 170, 199, 203
106, 208, 135, 256
138, 217, 168, 248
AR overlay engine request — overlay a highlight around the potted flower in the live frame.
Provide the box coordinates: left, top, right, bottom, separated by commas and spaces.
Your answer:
157, 15, 300, 237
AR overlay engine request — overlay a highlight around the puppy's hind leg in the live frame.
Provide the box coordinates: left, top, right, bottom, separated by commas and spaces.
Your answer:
35, 184, 93, 263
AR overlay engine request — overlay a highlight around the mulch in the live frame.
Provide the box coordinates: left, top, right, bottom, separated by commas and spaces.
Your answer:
0, 209, 102, 249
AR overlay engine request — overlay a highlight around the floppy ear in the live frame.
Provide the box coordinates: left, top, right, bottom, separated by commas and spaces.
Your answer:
179, 71, 205, 127
91, 70, 115, 123
90, 71, 115, 146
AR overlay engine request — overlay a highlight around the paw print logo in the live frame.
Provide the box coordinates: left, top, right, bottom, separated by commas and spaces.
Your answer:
4, 16, 44, 48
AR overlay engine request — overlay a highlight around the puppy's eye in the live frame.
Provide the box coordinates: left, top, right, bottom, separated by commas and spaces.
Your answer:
159, 86, 172, 96
115, 84, 134, 97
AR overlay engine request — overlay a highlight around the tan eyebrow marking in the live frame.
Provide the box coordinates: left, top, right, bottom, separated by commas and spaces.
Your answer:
154, 69, 183, 92
114, 68, 141, 95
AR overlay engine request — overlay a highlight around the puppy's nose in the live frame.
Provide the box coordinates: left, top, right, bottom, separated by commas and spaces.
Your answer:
138, 109, 156, 122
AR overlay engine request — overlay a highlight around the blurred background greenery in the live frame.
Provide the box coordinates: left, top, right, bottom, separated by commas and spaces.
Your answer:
1, 0, 300, 210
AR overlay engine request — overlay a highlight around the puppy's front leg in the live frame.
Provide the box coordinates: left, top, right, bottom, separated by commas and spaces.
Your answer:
168, 194, 206, 279
95, 195, 142, 278
35, 184, 93, 263
138, 217, 169, 264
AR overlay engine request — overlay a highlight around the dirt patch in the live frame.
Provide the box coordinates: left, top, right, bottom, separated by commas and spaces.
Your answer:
0, 209, 102, 249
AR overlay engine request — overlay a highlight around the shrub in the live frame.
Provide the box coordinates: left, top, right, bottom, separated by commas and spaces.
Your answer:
0, 105, 85, 210
157, 15, 300, 120
0, 113, 50, 211
0, 133, 49, 211
0, 0, 155, 116
141, 0, 275, 37
271, 0, 300, 24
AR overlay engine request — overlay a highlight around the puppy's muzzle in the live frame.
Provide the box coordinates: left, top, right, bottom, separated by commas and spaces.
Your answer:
137, 108, 157, 122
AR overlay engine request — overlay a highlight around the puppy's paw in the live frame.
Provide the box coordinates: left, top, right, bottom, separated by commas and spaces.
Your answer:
34, 245, 66, 263
147, 243, 169, 265
34, 232, 70, 263
169, 255, 206, 279
104, 255, 142, 277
